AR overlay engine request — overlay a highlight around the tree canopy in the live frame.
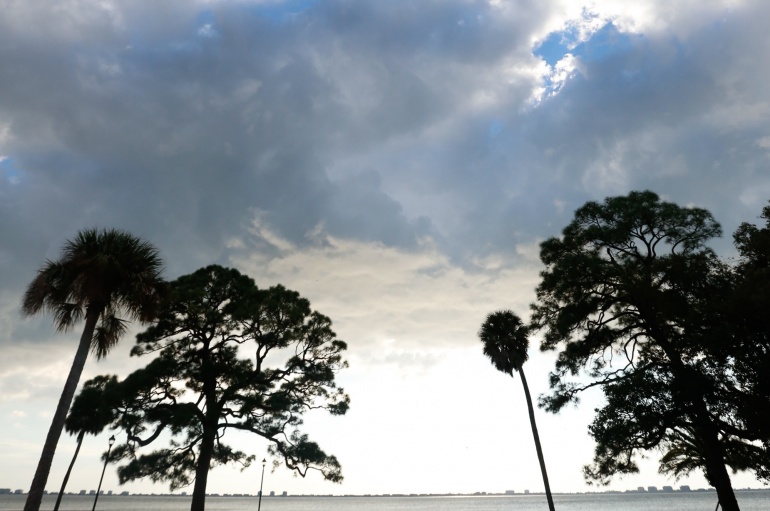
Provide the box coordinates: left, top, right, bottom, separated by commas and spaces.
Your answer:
23, 228, 166, 358
77, 265, 349, 511
531, 191, 770, 511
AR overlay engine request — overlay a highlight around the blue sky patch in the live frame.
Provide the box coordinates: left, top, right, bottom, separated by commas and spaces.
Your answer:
0, 157, 22, 185
195, 9, 218, 38
571, 23, 639, 62
534, 22, 641, 67
252, 0, 319, 24
533, 29, 576, 67
195, 9, 216, 28
488, 120, 505, 138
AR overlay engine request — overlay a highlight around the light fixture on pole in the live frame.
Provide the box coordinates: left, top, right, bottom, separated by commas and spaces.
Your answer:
257, 458, 266, 511
91, 435, 115, 511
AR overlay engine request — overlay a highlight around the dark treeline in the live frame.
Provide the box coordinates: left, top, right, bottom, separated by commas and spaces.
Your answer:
479, 191, 770, 511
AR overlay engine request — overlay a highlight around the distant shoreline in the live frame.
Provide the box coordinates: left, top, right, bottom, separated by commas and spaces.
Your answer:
3, 488, 769, 498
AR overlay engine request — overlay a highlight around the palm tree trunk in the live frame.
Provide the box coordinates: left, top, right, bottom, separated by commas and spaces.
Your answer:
518, 368, 556, 511
25, 310, 99, 511
53, 431, 85, 511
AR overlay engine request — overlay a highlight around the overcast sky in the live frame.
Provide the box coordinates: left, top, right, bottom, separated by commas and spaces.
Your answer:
2, 0, 770, 499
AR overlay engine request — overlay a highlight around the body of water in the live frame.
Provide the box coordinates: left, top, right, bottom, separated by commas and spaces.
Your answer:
2, 491, 769, 511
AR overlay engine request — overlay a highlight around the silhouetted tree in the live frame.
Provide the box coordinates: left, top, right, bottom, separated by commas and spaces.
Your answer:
479, 310, 555, 511
582, 359, 768, 486
531, 191, 752, 511
89, 265, 349, 511
22, 229, 165, 511
727, 202, 770, 446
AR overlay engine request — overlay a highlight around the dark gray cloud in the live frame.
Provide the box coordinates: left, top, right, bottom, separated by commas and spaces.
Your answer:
0, 0, 544, 292
1, 0, 769, 302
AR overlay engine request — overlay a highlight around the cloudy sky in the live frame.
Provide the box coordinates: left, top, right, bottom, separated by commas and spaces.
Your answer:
2, 0, 770, 499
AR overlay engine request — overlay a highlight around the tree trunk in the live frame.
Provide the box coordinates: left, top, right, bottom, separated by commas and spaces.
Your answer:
691, 405, 740, 511
25, 310, 99, 511
518, 368, 556, 511
702, 447, 739, 511
652, 330, 740, 511
53, 431, 85, 511
190, 428, 216, 511
667, 361, 740, 511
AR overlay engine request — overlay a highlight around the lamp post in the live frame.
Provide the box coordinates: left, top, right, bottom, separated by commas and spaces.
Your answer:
91, 435, 115, 511
257, 458, 266, 511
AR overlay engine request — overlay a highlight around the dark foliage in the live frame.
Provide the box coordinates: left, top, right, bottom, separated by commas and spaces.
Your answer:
79, 265, 348, 511
531, 191, 770, 511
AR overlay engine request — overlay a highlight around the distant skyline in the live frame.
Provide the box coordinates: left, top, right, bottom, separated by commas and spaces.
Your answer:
5, 486, 767, 497
2, 0, 770, 499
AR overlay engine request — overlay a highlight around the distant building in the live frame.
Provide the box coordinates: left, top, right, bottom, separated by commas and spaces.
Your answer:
662, 486, 674, 492
524, 490, 530, 494
637, 487, 646, 492
647, 486, 658, 493
281, 491, 288, 497
680, 486, 692, 492
107, 490, 113, 496
79, 490, 86, 495
13, 490, 23, 495
505, 490, 516, 495
0, 489, 11, 495
120, 491, 130, 496
269, 491, 275, 497
89, 490, 96, 495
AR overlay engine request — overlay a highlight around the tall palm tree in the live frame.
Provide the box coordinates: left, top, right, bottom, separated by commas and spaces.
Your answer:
479, 310, 555, 511
22, 228, 165, 511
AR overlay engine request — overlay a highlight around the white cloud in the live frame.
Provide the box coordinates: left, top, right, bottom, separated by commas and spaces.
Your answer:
230, 219, 543, 358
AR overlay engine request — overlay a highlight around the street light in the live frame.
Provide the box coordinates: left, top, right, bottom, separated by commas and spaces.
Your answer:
257, 458, 266, 511
91, 435, 115, 511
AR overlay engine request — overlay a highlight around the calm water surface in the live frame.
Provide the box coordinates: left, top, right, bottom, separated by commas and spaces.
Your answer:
1, 492, 769, 511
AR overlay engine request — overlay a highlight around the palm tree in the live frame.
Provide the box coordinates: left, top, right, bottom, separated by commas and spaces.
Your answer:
22, 228, 165, 511
479, 310, 555, 511
53, 376, 119, 511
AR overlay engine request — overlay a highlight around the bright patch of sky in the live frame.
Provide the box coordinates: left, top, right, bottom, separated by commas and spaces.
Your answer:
533, 9, 607, 64
534, 17, 643, 97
